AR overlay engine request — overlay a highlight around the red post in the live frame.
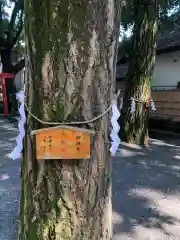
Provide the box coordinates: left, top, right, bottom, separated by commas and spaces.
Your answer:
0, 73, 15, 116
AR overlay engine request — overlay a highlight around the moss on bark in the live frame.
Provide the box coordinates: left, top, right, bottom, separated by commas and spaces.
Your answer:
18, 0, 121, 239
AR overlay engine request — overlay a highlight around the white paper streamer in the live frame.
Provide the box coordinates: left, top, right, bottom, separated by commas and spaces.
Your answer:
120, 97, 123, 110
10, 91, 26, 160
130, 97, 135, 115
150, 98, 156, 111
110, 100, 121, 156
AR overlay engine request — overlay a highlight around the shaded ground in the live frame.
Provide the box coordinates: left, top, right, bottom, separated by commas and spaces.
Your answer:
113, 140, 180, 239
0, 117, 180, 239
0, 117, 20, 240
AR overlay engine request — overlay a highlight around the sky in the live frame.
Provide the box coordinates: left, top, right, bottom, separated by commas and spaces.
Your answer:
4, 0, 14, 18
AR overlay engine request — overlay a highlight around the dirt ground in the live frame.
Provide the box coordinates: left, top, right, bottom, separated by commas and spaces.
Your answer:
0, 117, 180, 240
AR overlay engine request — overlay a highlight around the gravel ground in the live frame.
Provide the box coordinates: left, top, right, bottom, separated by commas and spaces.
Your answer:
0, 117, 180, 239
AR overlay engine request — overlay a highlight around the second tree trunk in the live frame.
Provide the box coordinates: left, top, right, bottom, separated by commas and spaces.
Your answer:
120, 0, 158, 145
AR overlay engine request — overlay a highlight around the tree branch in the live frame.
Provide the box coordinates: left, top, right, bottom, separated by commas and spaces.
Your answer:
0, 4, 3, 21
13, 58, 25, 74
8, 2, 20, 41
11, 14, 23, 47
0, 3, 5, 49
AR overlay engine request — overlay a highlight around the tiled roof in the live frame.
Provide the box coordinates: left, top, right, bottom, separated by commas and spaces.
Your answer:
117, 27, 180, 65
116, 64, 128, 79
157, 27, 180, 50
116, 28, 180, 78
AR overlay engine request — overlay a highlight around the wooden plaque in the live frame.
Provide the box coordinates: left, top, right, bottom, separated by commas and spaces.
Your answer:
32, 126, 92, 160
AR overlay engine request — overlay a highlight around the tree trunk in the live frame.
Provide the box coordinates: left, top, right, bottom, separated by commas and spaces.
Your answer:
1, 49, 13, 73
120, 0, 159, 145
1, 49, 17, 114
1, 48, 24, 74
0, 48, 25, 114
18, 1, 121, 240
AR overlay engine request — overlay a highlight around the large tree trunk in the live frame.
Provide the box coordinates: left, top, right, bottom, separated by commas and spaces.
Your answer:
120, 0, 158, 145
18, 0, 121, 239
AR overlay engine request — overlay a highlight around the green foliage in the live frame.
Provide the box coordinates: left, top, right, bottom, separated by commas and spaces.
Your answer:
119, 0, 180, 60
121, 2, 134, 30
0, 0, 24, 51
160, 5, 180, 32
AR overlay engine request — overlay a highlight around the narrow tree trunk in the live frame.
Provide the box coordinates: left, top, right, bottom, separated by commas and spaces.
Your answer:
1, 48, 25, 74
1, 49, 17, 114
120, 0, 158, 145
18, 1, 121, 239
0, 49, 24, 114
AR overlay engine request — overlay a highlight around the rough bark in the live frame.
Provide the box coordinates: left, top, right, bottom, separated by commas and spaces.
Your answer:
120, 0, 158, 145
18, 1, 121, 240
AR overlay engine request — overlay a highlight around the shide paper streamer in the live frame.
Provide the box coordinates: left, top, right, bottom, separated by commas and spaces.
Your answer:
8, 88, 155, 160
130, 97, 135, 115
150, 97, 156, 111
9, 90, 122, 159
10, 91, 26, 160
130, 97, 156, 114
110, 100, 121, 156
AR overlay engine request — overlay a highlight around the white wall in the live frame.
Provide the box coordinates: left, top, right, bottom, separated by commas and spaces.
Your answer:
153, 50, 180, 89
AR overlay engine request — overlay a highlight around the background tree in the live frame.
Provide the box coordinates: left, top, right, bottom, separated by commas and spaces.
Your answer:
119, 0, 180, 145
119, 0, 180, 61
0, 0, 24, 73
18, 0, 121, 239
0, 0, 24, 114
120, 0, 159, 145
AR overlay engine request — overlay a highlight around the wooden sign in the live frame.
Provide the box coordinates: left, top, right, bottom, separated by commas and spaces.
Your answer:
31, 126, 92, 160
